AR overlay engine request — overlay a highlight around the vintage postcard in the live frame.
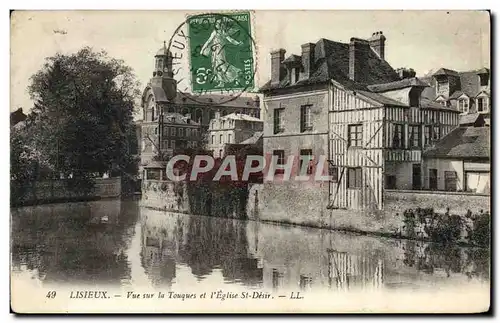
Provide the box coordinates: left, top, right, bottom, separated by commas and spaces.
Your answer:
10, 10, 491, 314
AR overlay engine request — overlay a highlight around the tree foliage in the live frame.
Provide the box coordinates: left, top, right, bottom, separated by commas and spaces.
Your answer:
25, 47, 141, 178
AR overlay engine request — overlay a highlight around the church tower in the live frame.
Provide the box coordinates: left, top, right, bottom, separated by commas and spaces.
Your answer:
150, 41, 176, 101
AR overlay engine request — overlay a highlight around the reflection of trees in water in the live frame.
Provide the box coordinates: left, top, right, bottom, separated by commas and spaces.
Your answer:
11, 199, 138, 285
401, 240, 489, 280
177, 216, 262, 285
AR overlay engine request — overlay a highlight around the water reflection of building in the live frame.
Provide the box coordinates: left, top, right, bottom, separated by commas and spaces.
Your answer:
246, 221, 388, 293
139, 209, 263, 287
139, 210, 188, 287
327, 250, 384, 291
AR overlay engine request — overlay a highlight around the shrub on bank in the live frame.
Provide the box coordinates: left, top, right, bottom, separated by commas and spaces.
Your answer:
401, 208, 490, 247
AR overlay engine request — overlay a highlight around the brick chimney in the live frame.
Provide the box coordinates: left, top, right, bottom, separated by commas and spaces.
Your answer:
368, 31, 386, 60
349, 38, 371, 82
270, 49, 286, 86
301, 43, 315, 79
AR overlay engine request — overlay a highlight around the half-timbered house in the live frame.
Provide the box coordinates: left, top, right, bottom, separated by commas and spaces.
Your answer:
259, 32, 463, 217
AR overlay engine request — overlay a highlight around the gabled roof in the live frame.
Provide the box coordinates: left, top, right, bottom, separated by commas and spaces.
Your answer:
433, 68, 460, 77
260, 37, 400, 92
476, 67, 490, 74
424, 126, 490, 159
449, 91, 465, 100
367, 77, 428, 92
476, 90, 490, 97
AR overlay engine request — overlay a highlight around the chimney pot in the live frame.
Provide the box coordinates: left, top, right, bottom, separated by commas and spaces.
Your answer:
369, 31, 386, 60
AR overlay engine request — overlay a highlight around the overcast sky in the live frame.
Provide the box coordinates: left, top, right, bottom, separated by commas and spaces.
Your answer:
11, 10, 490, 113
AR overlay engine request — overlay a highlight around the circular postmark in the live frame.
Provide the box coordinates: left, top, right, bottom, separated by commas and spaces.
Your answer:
166, 11, 257, 105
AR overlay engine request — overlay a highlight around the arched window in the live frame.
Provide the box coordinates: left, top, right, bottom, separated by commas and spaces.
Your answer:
167, 105, 175, 113
156, 58, 164, 71
182, 107, 190, 116
195, 108, 203, 123
209, 109, 216, 120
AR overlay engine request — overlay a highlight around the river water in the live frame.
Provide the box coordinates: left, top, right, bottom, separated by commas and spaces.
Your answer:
11, 198, 490, 312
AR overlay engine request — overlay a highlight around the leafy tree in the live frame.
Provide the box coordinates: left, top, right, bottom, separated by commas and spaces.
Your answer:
26, 47, 141, 179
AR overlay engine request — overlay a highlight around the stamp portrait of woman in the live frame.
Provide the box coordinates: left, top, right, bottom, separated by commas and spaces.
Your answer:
200, 18, 243, 88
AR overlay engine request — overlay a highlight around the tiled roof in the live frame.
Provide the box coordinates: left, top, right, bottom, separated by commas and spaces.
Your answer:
221, 113, 262, 122
240, 131, 263, 144
422, 67, 490, 101
367, 77, 429, 92
146, 85, 260, 108
260, 38, 400, 91
420, 98, 456, 111
163, 112, 200, 125
433, 68, 460, 77
459, 113, 485, 127
424, 126, 490, 159
449, 91, 466, 99
458, 70, 483, 98
356, 90, 407, 107
282, 54, 302, 64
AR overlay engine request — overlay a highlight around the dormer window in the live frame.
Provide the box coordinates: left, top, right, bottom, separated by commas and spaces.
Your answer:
477, 96, 489, 113
458, 98, 469, 114
435, 96, 447, 107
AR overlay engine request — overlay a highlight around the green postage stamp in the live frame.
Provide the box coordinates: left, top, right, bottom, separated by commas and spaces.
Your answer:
187, 12, 255, 93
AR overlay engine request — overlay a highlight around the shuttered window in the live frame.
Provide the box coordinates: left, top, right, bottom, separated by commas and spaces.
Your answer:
300, 105, 313, 132
409, 125, 421, 148
393, 124, 403, 148
273, 108, 285, 134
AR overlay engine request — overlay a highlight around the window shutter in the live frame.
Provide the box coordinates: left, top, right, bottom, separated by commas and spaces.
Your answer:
273, 110, 279, 134
300, 107, 305, 132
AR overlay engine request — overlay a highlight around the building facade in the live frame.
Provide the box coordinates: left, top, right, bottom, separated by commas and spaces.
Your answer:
259, 31, 463, 214
139, 43, 262, 172
421, 67, 491, 125
206, 112, 263, 158
139, 113, 202, 177
422, 114, 490, 194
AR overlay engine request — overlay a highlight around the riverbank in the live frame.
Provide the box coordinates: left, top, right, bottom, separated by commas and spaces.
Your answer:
140, 179, 490, 248
10, 177, 122, 207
